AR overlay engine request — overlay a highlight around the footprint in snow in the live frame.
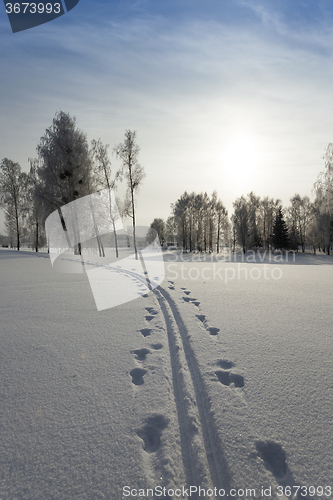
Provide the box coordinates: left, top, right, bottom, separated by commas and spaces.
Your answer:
139, 328, 152, 337
136, 414, 169, 453
182, 296, 197, 303
145, 315, 154, 322
217, 359, 235, 369
196, 314, 220, 336
150, 343, 163, 350
207, 327, 220, 336
255, 440, 287, 479
215, 370, 244, 388
145, 307, 159, 315
132, 348, 150, 361
184, 291, 191, 295
130, 368, 147, 385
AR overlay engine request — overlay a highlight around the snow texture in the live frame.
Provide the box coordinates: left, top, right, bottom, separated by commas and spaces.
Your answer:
0, 248, 332, 500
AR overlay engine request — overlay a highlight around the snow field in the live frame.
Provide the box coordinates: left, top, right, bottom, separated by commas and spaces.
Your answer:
1, 249, 333, 499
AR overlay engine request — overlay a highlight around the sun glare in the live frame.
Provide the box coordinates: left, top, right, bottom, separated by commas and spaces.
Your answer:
223, 133, 261, 190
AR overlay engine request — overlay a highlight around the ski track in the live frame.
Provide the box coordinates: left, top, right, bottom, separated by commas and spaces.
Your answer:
126, 268, 231, 496
111, 267, 290, 499
153, 284, 231, 498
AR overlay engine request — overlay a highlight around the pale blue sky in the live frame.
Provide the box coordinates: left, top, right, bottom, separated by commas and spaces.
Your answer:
1, 0, 333, 232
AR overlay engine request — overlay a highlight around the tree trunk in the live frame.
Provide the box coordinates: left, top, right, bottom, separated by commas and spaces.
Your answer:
15, 203, 20, 251
107, 189, 118, 258
35, 220, 39, 252
131, 190, 137, 259
58, 208, 71, 248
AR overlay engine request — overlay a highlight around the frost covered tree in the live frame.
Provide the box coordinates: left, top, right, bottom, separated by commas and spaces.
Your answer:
114, 131, 146, 260
148, 218, 165, 245
173, 192, 195, 251
232, 196, 250, 254
306, 213, 322, 254
0, 159, 28, 251
260, 196, 280, 250
314, 143, 333, 254
172, 191, 229, 252
215, 197, 229, 253
36, 111, 92, 210
36, 111, 92, 254
165, 216, 176, 246
247, 192, 263, 248
231, 193, 280, 252
90, 139, 122, 257
287, 194, 314, 252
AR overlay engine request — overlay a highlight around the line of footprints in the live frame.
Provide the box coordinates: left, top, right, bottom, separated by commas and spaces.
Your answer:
171, 281, 221, 336
130, 290, 245, 457
166, 283, 289, 480
131, 307, 170, 455
130, 307, 162, 386
170, 281, 245, 390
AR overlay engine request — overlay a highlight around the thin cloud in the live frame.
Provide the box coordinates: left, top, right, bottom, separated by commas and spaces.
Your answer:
1, 2, 333, 229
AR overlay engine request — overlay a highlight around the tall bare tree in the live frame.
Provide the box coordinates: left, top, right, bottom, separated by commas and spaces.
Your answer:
114, 131, 145, 260
90, 139, 122, 257
288, 194, 314, 252
0, 159, 28, 251
232, 196, 250, 254
314, 143, 333, 254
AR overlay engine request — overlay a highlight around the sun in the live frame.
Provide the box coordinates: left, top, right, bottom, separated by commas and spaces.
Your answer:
223, 133, 261, 190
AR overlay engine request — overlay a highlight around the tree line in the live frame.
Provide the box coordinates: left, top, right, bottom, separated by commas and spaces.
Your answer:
1, 113, 332, 256
0, 111, 145, 256
149, 145, 333, 255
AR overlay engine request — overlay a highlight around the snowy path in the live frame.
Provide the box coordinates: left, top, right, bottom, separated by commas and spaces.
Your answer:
154, 284, 229, 495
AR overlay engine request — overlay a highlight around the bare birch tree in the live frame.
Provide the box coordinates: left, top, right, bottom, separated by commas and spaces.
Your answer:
0, 159, 28, 251
114, 131, 145, 260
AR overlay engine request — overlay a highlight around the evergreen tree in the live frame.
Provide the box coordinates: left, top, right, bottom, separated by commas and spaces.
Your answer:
272, 208, 290, 250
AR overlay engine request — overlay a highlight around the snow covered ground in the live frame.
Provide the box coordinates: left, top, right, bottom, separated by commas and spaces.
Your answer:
1, 248, 333, 500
